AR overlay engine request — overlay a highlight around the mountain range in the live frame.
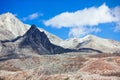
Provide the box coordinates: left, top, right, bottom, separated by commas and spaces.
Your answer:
0, 12, 120, 56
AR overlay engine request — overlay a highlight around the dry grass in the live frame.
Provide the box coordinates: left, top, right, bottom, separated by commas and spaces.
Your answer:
0, 61, 21, 71
64, 56, 87, 69
0, 77, 5, 80
81, 59, 117, 74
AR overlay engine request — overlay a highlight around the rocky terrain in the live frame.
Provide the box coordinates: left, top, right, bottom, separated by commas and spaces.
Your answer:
0, 12, 120, 80
0, 53, 120, 80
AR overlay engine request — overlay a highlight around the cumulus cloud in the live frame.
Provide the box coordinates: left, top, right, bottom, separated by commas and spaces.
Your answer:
22, 12, 43, 21
112, 6, 120, 32
69, 27, 101, 37
44, 3, 120, 37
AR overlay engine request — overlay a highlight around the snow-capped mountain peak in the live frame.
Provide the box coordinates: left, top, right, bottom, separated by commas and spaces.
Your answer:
0, 12, 16, 19
0, 12, 29, 39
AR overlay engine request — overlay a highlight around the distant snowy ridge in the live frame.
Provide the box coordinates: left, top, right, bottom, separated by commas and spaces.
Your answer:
59, 35, 120, 53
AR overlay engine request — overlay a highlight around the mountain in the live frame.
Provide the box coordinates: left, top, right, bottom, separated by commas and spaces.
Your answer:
0, 12, 29, 40
0, 12, 120, 54
59, 35, 120, 53
0, 12, 63, 45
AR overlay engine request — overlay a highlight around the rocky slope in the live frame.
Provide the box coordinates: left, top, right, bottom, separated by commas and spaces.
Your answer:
38, 27, 63, 45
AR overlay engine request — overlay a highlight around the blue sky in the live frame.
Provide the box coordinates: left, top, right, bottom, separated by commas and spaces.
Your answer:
0, 0, 120, 41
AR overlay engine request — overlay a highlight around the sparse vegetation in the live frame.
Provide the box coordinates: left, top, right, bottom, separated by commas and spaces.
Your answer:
101, 72, 120, 77
0, 61, 21, 71
64, 77, 69, 80
0, 77, 5, 80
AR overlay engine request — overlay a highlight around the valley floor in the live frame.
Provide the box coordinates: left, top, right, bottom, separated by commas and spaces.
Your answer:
0, 53, 120, 80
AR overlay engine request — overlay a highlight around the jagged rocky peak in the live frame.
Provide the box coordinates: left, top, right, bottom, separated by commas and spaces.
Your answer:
26, 24, 45, 34
24, 24, 49, 43
25, 24, 40, 35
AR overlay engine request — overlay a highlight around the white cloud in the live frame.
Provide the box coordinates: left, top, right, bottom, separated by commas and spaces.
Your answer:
22, 12, 43, 21
69, 27, 101, 37
112, 6, 120, 32
44, 3, 120, 38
